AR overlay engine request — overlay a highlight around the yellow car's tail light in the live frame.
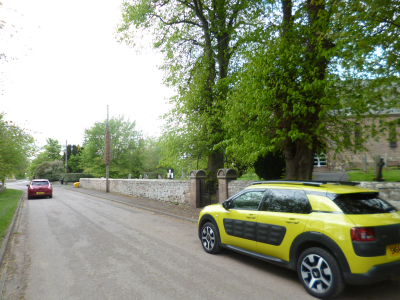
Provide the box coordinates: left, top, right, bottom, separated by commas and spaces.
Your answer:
351, 227, 375, 241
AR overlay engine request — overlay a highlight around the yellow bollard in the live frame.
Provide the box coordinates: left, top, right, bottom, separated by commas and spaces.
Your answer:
73, 182, 80, 188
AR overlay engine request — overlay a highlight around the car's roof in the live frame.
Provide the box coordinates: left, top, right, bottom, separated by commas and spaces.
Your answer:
245, 181, 378, 194
32, 179, 50, 182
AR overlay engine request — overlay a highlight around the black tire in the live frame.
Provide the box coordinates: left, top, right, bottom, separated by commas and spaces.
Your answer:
200, 222, 222, 254
297, 247, 345, 299
27, 195, 31, 200
49, 195, 53, 199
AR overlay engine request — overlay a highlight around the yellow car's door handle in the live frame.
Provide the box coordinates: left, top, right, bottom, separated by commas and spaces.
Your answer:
286, 218, 299, 224
246, 214, 257, 219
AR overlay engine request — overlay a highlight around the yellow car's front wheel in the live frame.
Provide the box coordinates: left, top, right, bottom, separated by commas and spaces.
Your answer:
201, 222, 222, 254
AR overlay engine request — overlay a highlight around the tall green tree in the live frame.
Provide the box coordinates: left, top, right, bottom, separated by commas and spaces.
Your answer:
62, 144, 83, 173
66, 145, 84, 173
224, 0, 400, 180
28, 152, 47, 177
118, 0, 266, 182
225, 0, 338, 180
335, 0, 399, 76
67, 154, 83, 173
43, 138, 62, 161
140, 137, 161, 173
0, 113, 35, 184
81, 115, 142, 178
28, 138, 62, 177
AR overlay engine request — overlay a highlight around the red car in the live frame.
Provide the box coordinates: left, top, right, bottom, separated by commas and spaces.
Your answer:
27, 179, 53, 199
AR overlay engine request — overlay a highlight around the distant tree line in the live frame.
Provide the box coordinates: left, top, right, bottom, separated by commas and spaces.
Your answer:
27, 115, 166, 180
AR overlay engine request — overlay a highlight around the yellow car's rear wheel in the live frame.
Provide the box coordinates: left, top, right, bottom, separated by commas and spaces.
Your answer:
297, 247, 345, 299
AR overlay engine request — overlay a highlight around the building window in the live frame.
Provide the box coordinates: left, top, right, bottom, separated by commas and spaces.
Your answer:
389, 124, 397, 149
355, 123, 362, 146
343, 127, 351, 148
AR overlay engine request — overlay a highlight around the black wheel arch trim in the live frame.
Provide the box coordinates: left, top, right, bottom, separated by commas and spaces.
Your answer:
198, 214, 219, 240
289, 231, 351, 274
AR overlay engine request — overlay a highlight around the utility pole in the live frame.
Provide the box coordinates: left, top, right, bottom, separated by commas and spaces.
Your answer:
65, 140, 68, 174
105, 105, 110, 193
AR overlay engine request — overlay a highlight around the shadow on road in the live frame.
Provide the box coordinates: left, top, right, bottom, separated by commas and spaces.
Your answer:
217, 249, 400, 300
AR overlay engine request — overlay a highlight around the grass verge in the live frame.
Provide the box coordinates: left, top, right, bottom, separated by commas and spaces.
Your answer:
0, 189, 22, 243
347, 170, 400, 182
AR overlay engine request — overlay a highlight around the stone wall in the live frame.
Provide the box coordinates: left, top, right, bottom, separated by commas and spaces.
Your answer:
227, 180, 254, 198
80, 178, 191, 205
227, 180, 400, 209
79, 178, 400, 210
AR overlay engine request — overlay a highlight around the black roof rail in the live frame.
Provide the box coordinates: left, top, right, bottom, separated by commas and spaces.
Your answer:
251, 181, 323, 186
250, 180, 360, 187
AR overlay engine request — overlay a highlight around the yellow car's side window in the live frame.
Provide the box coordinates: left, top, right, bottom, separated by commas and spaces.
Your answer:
231, 191, 265, 210
261, 189, 311, 214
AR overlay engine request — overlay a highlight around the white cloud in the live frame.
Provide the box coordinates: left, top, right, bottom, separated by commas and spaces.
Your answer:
1, 0, 174, 148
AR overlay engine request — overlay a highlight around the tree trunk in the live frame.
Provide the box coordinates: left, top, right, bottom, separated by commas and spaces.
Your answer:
279, 0, 329, 180
284, 140, 315, 180
207, 150, 225, 192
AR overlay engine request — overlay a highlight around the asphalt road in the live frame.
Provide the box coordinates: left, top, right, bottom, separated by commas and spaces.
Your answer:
1, 180, 400, 300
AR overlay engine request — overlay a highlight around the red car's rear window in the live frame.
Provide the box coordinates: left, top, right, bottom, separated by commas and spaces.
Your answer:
31, 181, 49, 186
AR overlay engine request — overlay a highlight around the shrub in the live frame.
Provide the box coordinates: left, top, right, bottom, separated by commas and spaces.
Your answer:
63, 173, 93, 182
35, 160, 64, 178
39, 174, 62, 182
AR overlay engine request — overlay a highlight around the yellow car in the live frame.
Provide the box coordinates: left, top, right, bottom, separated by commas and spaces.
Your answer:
198, 181, 400, 299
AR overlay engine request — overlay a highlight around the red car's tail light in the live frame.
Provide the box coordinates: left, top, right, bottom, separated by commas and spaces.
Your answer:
351, 227, 375, 241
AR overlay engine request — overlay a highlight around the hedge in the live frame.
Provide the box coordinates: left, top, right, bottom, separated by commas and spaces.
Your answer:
63, 173, 93, 182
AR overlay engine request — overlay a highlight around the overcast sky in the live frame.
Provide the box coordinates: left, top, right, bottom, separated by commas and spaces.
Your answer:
1, 0, 174, 149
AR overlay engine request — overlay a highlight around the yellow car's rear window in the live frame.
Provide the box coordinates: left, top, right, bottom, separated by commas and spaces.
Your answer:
333, 193, 397, 214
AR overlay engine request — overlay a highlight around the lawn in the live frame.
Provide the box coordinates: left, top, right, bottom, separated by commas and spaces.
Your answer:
347, 169, 400, 182
0, 189, 22, 244
237, 173, 262, 181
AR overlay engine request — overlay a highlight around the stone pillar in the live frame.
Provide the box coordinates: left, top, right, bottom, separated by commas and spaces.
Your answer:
189, 170, 206, 208
217, 169, 238, 203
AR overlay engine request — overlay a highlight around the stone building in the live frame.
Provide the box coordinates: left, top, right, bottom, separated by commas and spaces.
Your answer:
327, 110, 400, 170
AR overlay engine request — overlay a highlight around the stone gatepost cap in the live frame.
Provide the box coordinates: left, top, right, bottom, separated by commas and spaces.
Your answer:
189, 170, 207, 179
217, 168, 238, 179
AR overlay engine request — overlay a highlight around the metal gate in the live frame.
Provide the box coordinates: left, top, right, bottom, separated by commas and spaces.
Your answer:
199, 178, 211, 207
200, 179, 218, 207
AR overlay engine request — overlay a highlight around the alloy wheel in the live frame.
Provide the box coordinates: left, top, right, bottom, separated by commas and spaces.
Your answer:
300, 254, 332, 293
201, 225, 216, 251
